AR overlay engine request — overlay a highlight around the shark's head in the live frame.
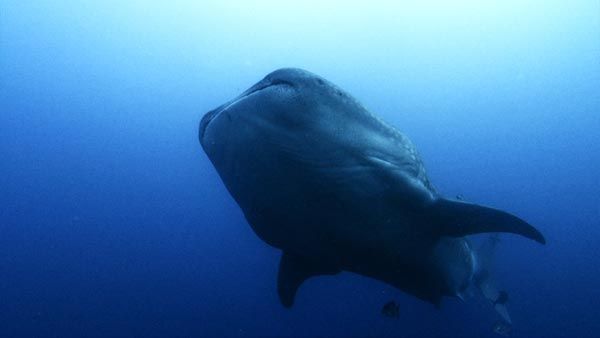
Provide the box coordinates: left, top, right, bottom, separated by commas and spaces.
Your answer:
199, 68, 361, 155
198, 68, 377, 211
430, 237, 478, 299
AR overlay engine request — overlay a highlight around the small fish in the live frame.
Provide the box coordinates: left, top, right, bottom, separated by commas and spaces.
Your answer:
381, 300, 399, 318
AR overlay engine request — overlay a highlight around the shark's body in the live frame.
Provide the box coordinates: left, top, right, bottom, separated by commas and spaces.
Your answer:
199, 68, 544, 308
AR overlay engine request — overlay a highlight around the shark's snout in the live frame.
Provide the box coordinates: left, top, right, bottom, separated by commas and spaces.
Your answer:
199, 105, 222, 145
199, 69, 304, 144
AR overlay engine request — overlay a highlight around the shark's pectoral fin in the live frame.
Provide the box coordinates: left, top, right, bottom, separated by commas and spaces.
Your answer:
277, 251, 340, 308
428, 198, 546, 244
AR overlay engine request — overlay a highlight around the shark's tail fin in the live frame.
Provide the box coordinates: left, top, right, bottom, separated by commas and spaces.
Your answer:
474, 235, 513, 326
478, 274, 513, 325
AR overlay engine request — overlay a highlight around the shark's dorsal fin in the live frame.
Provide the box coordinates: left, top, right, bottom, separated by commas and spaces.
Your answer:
427, 198, 546, 244
277, 252, 340, 308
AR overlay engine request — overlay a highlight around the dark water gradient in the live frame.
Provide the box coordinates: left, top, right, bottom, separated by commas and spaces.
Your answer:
1, 1, 598, 337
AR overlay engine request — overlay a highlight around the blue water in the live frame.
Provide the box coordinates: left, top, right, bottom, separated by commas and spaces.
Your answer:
1, 1, 599, 337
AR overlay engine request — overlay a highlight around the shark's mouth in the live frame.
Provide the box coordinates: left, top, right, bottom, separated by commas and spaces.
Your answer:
199, 79, 294, 143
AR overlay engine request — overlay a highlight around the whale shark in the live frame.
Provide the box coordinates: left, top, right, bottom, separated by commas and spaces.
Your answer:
199, 68, 545, 310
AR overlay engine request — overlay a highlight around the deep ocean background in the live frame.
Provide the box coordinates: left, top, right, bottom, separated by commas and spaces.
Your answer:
1, 1, 599, 337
